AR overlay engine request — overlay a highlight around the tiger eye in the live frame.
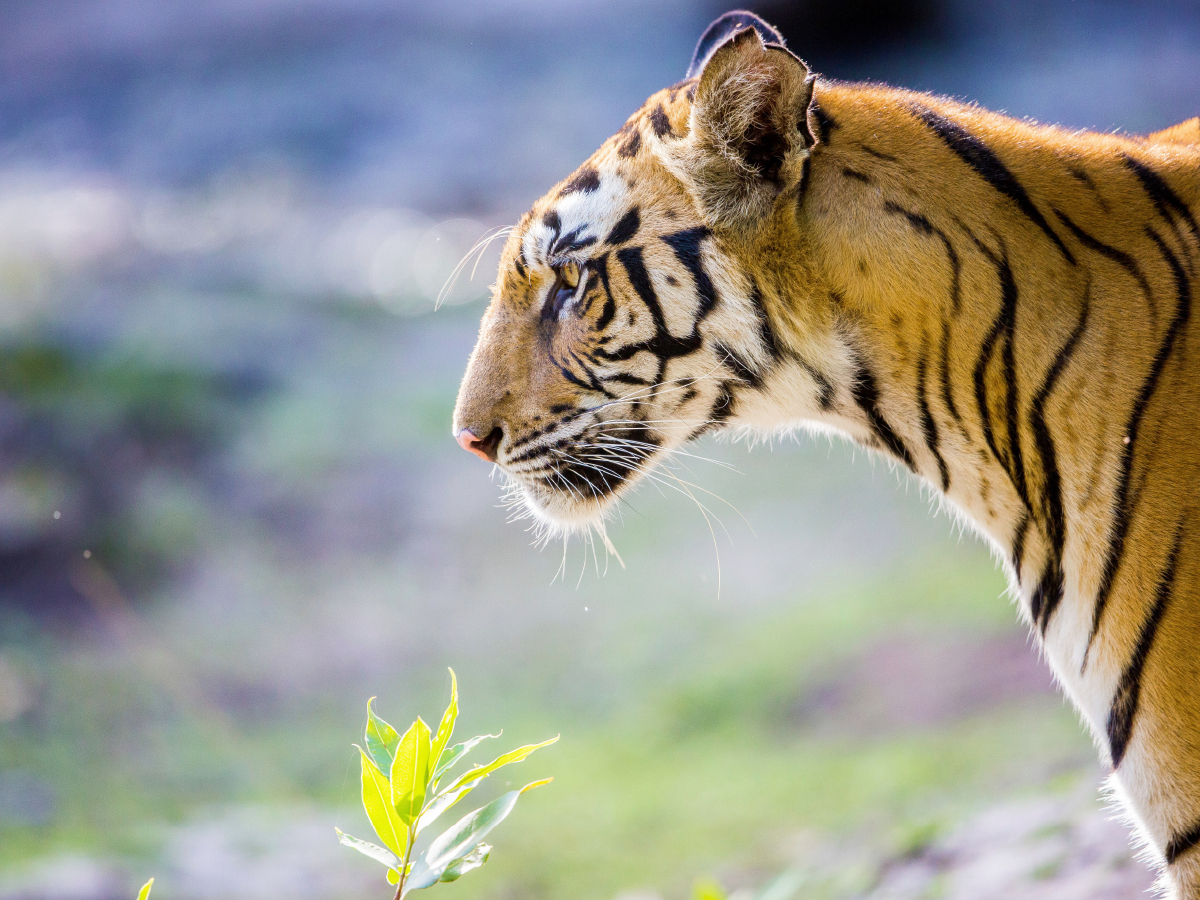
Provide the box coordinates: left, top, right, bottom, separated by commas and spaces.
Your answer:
560, 260, 580, 290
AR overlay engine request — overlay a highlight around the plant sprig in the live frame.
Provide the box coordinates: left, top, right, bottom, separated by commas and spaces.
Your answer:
337, 669, 557, 898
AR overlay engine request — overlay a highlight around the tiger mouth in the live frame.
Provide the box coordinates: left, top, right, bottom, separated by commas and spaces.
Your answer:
500, 421, 663, 524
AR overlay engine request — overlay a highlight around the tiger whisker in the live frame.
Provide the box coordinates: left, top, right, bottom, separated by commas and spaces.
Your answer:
436, 224, 515, 310
587, 432, 740, 471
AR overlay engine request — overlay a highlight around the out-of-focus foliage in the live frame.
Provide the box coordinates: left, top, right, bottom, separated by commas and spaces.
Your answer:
0, 339, 266, 606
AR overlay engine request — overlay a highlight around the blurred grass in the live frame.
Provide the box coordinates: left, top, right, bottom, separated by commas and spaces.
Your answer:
0, 510, 1091, 898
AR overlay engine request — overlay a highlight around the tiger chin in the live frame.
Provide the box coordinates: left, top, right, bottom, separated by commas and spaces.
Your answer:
453, 9, 1200, 896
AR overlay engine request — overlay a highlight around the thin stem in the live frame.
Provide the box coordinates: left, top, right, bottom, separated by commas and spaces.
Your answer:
394, 823, 417, 900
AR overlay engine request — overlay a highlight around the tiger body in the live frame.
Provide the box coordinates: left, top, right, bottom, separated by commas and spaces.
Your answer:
453, 12, 1200, 895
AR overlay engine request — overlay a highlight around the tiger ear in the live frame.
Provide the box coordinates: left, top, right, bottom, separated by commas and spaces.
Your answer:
661, 24, 814, 235
685, 10, 788, 79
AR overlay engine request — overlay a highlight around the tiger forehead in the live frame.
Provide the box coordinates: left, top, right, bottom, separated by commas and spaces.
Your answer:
510, 81, 697, 275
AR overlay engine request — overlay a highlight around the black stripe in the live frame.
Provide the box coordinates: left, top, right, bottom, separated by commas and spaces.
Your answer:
751, 274, 832, 408
1124, 154, 1199, 251
1029, 563, 1064, 638
939, 320, 963, 426
808, 99, 838, 144
1011, 512, 1030, 577
884, 200, 933, 235
849, 355, 916, 470
606, 208, 641, 245
799, 358, 835, 411
564, 350, 618, 399
661, 227, 718, 320
883, 201, 962, 314
604, 246, 704, 380
578, 270, 600, 318
554, 356, 616, 399
552, 228, 596, 256
860, 145, 896, 161
968, 235, 1030, 509
1028, 296, 1090, 633
594, 254, 616, 330
913, 105, 1075, 265
916, 333, 950, 491
541, 209, 561, 245
940, 230, 963, 316
716, 342, 762, 388
1106, 521, 1185, 768
843, 167, 872, 184
999, 274, 1027, 507
600, 372, 652, 386
1167, 820, 1200, 866
559, 166, 601, 196
617, 123, 642, 158
709, 383, 736, 425
616, 246, 672, 333
1055, 209, 1154, 320
1086, 228, 1191, 663
649, 104, 675, 138
748, 280, 781, 362
594, 231, 717, 389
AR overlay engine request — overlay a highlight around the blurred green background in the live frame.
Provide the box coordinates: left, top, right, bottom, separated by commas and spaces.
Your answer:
0, 1, 1197, 898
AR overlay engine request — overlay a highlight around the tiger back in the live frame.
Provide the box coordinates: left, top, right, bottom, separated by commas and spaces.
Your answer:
453, 10, 1200, 897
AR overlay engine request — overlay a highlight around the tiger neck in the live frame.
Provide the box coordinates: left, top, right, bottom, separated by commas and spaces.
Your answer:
746, 83, 1083, 586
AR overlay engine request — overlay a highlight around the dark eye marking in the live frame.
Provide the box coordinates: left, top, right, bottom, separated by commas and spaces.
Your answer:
540, 209, 562, 260
606, 207, 640, 245
552, 225, 596, 256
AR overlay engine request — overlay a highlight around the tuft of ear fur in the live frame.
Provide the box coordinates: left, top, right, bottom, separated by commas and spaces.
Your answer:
686, 9, 788, 80
659, 26, 814, 235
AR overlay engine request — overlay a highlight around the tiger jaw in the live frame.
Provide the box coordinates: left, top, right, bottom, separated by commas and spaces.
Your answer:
498, 414, 680, 530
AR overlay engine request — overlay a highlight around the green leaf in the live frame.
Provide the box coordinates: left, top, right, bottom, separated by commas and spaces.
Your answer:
438, 842, 491, 882
390, 718, 432, 826
440, 735, 558, 797
417, 778, 481, 831
136, 878, 154, 900
335, 828, 402, 871
356, 746, 408, 857
429, 669, 458, 776
431, 732, 499, 784
693, 880, 726, 900
402, 779, 550, 893
365, 698, 400, 774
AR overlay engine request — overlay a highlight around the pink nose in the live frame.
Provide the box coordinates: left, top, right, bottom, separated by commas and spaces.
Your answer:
456, 427, 501, 463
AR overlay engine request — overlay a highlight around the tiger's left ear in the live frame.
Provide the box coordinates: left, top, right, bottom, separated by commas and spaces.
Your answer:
658, 25, 814, 235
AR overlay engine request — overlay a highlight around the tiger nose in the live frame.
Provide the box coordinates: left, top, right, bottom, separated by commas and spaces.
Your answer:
455, 426, 503, 463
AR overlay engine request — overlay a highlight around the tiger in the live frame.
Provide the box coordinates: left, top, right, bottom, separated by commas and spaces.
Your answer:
452, 9, 1200, 896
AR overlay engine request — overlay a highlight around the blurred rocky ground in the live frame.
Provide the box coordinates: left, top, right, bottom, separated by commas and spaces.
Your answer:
0, 782, 1154, 900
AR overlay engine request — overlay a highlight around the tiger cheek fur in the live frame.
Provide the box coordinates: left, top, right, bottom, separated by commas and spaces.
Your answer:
455, 10, 1200, 896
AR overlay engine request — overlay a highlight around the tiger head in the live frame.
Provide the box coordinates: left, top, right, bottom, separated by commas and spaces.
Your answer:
453, 12, 828, 533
